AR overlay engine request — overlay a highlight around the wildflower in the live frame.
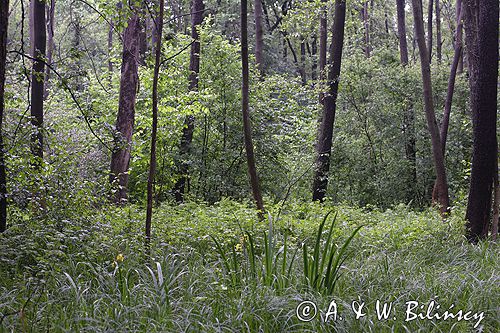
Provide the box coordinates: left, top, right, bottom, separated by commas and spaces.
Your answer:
235, 243, 243, 252
116, 253, 124, 263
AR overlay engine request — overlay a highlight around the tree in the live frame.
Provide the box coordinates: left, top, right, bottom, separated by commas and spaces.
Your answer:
427, 0, 433, 62
146, 0, 165, 248
361, 1, 370, 57
396, 0, 409, 65
110, 12, 141, 204
435, 0, 441, 62
241, 0, 265, 218
254, 0, 264, 73
463, 0, 498, 242
411, 0, 449, 215
312, 0, 346, 202
173, 0, 204, 203
0, 0, 9, 232
319, 0, 327, 103
43, 0, 55, 99
30, 0, 46, 165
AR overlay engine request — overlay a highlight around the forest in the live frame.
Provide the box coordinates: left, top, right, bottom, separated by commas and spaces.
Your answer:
0, 0, 499, 331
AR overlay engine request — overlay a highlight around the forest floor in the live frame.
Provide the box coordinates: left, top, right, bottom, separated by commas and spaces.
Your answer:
0, 200, 498, 332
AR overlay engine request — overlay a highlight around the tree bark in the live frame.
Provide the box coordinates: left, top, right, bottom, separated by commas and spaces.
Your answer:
319, 0, 327, 104
43, 0, 55, 99
435, 0, 442, 62
254, 0, 264, 74
0, 0, 9, 232
146, 0, 164, 248
455, 0, 463, 73
493, 142, 499, 242
439, 3, 463, 154
411, 0, 450, 215
427, 0, 433, 63
30, 0, 46, 165
300, 36, 307, 85
362, 1, 371, 57
110, 13, 141, 204
173, 0, 204, 203
311, 33, 317, 80
396, 0, 409, 65
464, 0, 499, 242
312, 0, 346, 202
241, 0, 265, 219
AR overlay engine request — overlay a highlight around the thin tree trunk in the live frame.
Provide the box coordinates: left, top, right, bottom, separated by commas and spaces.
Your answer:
300, 37, 306, 85
362, 1, 370, 57
173, 0, 204, 203
108, 20, 113, 85
0, 0, 9, 232
254, 0, 264, 74
311, 33, 317, 80
241, 0, 265, 219
43, 0, 55, 99
427, 0, 433, 63
312, 0, 346, 202
435, 0, 442, 62
411, 0, 450, 215
439, 3, 463, 153
493, 141, 499, 241
456, 0, 463, 73
319, 0, 327, 103
110, 13, 141, 204
30, 0, 46, 165
146, 0, 164, 249
464, 0, 498, 242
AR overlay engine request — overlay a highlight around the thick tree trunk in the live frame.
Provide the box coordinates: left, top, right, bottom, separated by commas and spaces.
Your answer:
411, 0, 450, 215
0, 0, 9, 232
464, 0, 499, 242
43, 0, 55, 99
318, 0, 327, 105
396, 0, 409, 65
435, 0, 442, 62
146, 0, 164, 247
241, 0, 265, 219
312, 0, 346, 202
173, 0, 204, 203
30, 0, 46, 165
110, 14, 140, 204
427, 0, 433, 63
254, 0, 264, 73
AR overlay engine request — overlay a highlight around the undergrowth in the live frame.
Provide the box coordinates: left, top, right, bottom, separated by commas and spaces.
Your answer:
0, 200, 498, 332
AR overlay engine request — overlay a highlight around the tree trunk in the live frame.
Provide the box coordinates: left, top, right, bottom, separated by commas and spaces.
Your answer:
439, 3, 463, 154
492, 141, 499, 241
241, 0, 265, 219
396, 0, 409, 65
30, 0, 46, 165
464, 0, 498, 242
319, 0, 327, 103
300, 36, 307, 85
108, 20, 113, 85
254, 0, 264, 74
312, 0, 346, 202
173, 0, 204, 203
43, 0, 55, 99
435, 0, 442, 62
311, 33, 317, 80
110, 13, 141, 204
427, 0, 433, 63
146, 0, 164, 248
362, 1, 371, 57
0, 0, 9, 232
411, 0, 450, 215
456, 0, 463, 73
